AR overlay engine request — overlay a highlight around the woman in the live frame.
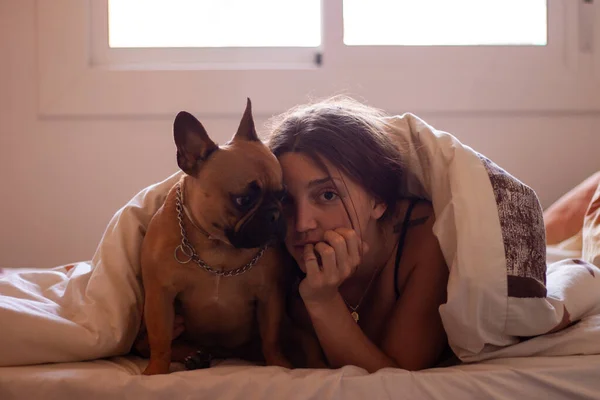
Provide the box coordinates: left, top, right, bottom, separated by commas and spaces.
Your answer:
267, 96, 449, 372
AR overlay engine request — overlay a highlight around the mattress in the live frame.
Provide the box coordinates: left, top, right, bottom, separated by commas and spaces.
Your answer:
4, 263, 600, 399
3, 306, 600, 399
1, 354, 599, 400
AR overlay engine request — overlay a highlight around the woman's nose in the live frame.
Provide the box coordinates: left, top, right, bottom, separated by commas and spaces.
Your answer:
294, 200, 317, 233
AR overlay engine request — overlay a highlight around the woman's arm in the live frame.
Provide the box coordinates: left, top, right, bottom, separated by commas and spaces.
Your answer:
304, 293, 398, 372
301, 211, 449, 372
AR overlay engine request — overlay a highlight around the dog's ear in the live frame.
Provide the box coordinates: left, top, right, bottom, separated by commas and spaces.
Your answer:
232, 98, 259, 142
174, 111, 218, 175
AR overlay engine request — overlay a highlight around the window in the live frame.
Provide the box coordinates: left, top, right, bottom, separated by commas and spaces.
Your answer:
95, 0, 322, 68
37, 0, 599, 118
108, 0, 321, 48
98, 0, 550, 69
343, 0, 547, 46
107, 0, 547, 49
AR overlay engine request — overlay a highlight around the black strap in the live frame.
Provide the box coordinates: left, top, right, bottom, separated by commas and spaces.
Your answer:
394, 199, 420, 298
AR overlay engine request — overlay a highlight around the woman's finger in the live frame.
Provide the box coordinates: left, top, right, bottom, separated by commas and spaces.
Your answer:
303, 244, 322, 282
335, 228, 364, 269
314, 242, 338, 283
324, 230, 350, 277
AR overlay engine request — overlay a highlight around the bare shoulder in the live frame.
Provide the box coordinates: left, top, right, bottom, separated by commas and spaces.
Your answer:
394, 199, 447, 289
403, 199, 435, 226
410, 201, 446, 269
392, 199, 436, 238
378, 199, 450, 370
407, 200, 443, 255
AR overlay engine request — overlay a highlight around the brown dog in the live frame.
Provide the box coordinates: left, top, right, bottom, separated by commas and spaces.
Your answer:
139, 99, 292, 375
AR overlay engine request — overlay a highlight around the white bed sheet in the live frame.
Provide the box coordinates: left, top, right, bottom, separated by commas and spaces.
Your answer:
1, 354, 599, 400
3, 313, 600, 400
5, 312, 600, 399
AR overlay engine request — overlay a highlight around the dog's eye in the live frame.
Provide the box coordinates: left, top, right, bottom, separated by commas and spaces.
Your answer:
234, 195, 252, 208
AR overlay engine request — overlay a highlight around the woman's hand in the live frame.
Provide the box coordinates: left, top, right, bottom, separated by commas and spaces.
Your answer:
299, 228, 369, 304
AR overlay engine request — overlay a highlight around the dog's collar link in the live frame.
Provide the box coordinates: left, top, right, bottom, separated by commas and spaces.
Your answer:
174, 182, 267, 277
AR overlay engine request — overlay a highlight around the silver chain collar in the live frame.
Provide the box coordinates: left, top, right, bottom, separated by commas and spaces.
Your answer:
173, 182, 267, 277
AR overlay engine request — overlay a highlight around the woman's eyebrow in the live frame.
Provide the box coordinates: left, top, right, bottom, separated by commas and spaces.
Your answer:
307, 177, 342, 189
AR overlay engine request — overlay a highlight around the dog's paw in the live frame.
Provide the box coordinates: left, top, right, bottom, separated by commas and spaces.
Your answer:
265, 352, 293, 369
142, 361, 170, 376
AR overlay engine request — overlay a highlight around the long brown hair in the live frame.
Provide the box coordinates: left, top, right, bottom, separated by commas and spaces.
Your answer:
266, 96, 406, 223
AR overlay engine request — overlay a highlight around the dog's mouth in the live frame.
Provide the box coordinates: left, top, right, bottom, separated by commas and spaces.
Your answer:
226, 210, 287, 249
226, 226, 286, 249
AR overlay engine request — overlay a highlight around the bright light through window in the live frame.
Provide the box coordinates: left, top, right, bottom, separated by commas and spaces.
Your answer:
343, 0, 547, 46
108, 0, 321, 48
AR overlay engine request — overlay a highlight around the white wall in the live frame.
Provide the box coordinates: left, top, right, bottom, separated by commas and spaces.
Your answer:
1, 1, 599, 268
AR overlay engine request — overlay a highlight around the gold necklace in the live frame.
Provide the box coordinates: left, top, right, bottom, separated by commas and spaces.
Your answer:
342, 261, 384, 323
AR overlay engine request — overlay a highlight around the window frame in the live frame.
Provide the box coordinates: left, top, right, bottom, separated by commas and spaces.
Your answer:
37, 0, 600, 119
93, 0, 323, 70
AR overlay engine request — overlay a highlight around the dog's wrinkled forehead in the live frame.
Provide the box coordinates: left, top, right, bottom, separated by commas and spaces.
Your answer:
209, 143, 283, 193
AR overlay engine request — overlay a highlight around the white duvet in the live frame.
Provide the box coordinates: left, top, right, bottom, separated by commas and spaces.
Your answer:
2, 113, 600, 371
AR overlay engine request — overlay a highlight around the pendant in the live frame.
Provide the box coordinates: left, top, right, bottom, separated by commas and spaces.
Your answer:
351, 311, 359, 323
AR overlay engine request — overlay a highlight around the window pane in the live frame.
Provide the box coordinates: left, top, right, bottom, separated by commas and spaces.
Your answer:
343, 0, 547, 46
108, 0, 321, 48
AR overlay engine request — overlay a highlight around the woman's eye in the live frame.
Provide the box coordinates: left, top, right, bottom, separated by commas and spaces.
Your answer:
320, 191, 338, 201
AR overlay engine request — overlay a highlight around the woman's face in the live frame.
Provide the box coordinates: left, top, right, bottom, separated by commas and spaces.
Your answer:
279, 152, 385, 272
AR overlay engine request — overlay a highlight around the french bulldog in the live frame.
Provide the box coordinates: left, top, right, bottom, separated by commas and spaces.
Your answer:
139, 99, 292, 375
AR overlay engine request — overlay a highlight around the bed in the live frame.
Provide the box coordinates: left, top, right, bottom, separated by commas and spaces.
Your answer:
2, 261, 600, 399
2, 115, 600, 399
2, 316, 600, 399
